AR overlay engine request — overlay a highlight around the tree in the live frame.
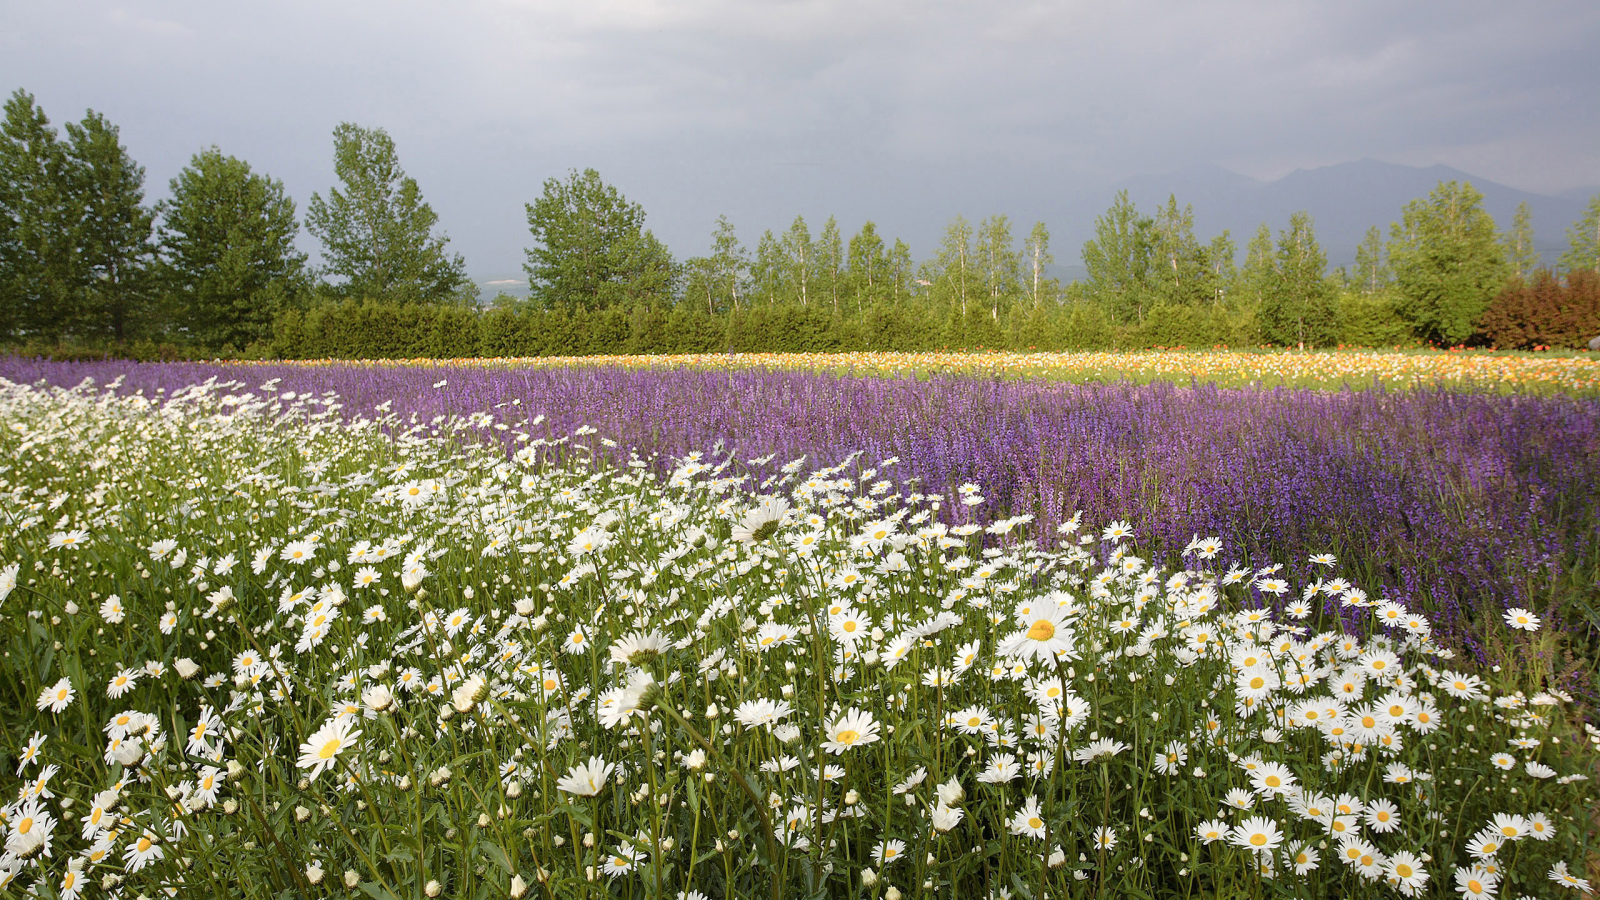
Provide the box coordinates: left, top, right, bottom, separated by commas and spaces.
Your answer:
0, 90, 79, 341
780, 216, 813, 306
751, 230, 785, 305
158, 147, 308, 350
886, 239, 913, 304
1024, 222, 1054, 308
307, 123, 467, 305
524, 168, 673, 311
1205, 231, 1237, 304
1352, 226, 1389, 294
975, 214, 1019, 321
1386, 181, 1507, 345
1149, 195, 1209, 306
707, 215, 747, 311
934, 216, 976, 317
1258, 212, 1337, 348
1081, 190, 1154, 324
65, 111, 157, 342
1561, 192, 1600, 273
846, 222, 888, 312
1238, 223, 1276, 311
0, 92, 156, 344
1503, 201, 1539, 279
681, 215, 746, 315
817, 216, 844, 311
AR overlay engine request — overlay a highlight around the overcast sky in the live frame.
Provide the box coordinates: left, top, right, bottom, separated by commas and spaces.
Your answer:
4, 1, 1598, 281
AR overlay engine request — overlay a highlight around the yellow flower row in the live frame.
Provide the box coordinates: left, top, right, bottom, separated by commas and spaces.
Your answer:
248, 349, 1600, 393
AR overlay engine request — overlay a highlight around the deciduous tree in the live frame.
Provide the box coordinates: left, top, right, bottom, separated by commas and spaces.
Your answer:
1561, 192, 1600, 273
1386, 180, 1507, 345
308, 123, 467, 305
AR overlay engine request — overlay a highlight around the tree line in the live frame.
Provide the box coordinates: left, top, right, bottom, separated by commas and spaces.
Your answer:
5, 87, 1600, 360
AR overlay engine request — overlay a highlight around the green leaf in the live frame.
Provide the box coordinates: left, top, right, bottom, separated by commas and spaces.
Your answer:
481, 841, 513, 874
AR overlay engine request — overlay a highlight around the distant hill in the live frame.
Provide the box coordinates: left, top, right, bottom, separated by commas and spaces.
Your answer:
1104, 159, 1596, 270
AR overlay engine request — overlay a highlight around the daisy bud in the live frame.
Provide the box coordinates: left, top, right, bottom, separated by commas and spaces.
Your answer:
506, 780, 523, 798
306, 864, 324, 885
477, 813, 490, 827
424, 879, 443, 897
536, 868, 550, 883
844, 789, 860, 805
861, 867, 878, 886
886, 887, 902, 900
705, 704, 720, 719
451, 675, 487, 713
223, 799, 238, 815
363, 684, 394, 713
509, 874, 528, 898
344, 870, 359, 888
295, 806, 311, 823
175, 658, 199, 679
64, 600, 79, 615
111, 738, 145, 766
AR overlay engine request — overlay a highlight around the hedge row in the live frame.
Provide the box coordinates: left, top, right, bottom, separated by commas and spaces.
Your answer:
269, 292, 1434, 359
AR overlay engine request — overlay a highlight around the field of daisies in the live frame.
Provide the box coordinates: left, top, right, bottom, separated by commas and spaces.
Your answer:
0, 370, 1597, 900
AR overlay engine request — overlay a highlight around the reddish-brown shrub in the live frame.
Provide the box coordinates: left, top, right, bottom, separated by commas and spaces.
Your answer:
1478, 269, 1600, 349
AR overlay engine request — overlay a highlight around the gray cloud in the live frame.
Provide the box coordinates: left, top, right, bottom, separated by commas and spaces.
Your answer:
3, 0, 1597, 278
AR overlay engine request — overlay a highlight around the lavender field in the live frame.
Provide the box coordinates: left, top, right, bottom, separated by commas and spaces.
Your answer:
4, 357, 1597, 672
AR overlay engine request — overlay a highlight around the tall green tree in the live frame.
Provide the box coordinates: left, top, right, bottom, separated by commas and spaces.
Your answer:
1352, 225, 1390, 294
524, 167, 673, 311
1387, 181, 1507, 345
64, 111, 156, 342
751, 230, 785, 305
887, 238, 914, 304
846, 222, 888, 311
1561, 192, 1600, 273
1149, 195, 1210, 306
158, 147, 308, 350
817, 216, 844, 311
1082, 190, 1154, 324
707, 215, 747, 311
934, 215, 976, 317
779, 216, 813, 306
0, 92, 156, 343
681, 215, 746, 314
1023, 222, 1054, 308
308, 123, 467, 305
975, 214, 1019, 321
0, 90, 79, 341
1502, 201, 1539, 279
1238, 223, 1277, 314
1259, 212, 1336, 348
1205, 231, 1237, 304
